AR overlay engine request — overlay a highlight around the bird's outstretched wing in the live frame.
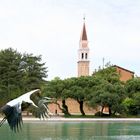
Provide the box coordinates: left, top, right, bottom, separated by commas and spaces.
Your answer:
1, 104, 23, 132
0, 89, 53, 132
27, 89, 53, 119
28, 98, 52, 119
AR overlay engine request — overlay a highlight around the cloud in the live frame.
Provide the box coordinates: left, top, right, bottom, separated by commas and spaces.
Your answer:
0, 0, 140, 79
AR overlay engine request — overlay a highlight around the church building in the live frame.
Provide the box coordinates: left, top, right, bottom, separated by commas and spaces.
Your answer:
48, 18, 134, 116
77, 19, 134, 81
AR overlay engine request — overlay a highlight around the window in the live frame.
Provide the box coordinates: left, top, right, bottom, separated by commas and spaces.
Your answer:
81, 53, 84, 59
85, 53, 88, 59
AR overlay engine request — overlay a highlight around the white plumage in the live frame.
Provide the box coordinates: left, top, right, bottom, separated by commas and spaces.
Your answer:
7, 89, 39, 107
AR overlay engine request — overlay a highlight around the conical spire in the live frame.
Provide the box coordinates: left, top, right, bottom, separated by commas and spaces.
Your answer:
82, 23, 87, 40
81, 17, 87, 41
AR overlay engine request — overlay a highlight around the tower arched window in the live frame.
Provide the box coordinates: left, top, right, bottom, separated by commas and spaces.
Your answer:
81, 53, 84, 59
85, 53, 88, 59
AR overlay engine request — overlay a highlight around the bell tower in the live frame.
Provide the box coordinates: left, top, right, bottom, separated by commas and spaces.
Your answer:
78, 18, 90, 77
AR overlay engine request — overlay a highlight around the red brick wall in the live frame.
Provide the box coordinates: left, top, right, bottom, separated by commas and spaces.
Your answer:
116, 67, 134, 82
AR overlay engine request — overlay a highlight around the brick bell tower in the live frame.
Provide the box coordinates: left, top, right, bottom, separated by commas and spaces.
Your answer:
78, 18, 90, 77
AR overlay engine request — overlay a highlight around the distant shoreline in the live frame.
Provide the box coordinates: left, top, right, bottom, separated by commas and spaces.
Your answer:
1, 117, 140, 122
4, 117, 140, 122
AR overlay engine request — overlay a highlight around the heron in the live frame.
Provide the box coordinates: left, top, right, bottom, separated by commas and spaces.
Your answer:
0, 89, 53, 132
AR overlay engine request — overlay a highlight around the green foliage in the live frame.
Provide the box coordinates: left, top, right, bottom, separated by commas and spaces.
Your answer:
21, 53, 47, 91
123, 97, 135, 107
125, 78, 140, 97
88, 81, 125, 115
44, 77, 71, 115
93, 66, 120, 84
0, 48, 47, 106
43, 64, 139, 117
123, 78, 140, 115
44, 77, 64, 98
69, 76, 98, 115
45, 68, 126, 116
89, 66, 125, 116
69, 76, 98, 100
0, 48, 23, 104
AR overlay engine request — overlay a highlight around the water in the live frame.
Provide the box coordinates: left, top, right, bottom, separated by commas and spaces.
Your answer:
0, 121, 140, 140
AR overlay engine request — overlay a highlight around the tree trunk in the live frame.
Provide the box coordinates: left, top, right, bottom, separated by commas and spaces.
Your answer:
109, 107, 112, 116
62, 100, 71, 116
54, 100, 71, 116
100, 106, 104, 116
79, 100, 85, 116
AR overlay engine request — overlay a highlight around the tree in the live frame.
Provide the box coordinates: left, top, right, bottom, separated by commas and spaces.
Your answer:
93, 66, 120, 84
88, 80, 125, 116
44, 77, 71, 116
122, 97, 135, 114
123, 78, 140, 115
69, 76, 96, 116
125, 78, 140, 97
0, 48, 23, 105
88, 66, 125, 116
21, 53, 47, 91
0, 48, 47, 106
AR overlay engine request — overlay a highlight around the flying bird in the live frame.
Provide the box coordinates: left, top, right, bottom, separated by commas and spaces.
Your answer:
0, 89, 53, 132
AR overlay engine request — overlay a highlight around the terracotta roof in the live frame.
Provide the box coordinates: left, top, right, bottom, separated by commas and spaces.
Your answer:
113, 65, 134, 74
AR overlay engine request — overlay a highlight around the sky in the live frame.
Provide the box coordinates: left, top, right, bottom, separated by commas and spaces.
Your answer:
0, 0, 140, 80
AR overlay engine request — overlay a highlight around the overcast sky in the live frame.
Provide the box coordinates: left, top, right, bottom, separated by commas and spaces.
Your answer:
0, 0, 140, 80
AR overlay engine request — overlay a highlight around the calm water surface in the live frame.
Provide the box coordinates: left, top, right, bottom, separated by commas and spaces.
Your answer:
0, 121, 140, 140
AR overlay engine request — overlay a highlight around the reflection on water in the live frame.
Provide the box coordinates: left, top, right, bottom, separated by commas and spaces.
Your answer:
0, 121, 140, 140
